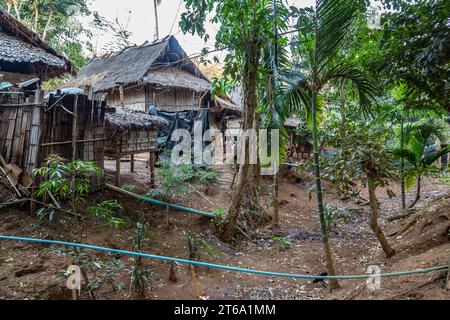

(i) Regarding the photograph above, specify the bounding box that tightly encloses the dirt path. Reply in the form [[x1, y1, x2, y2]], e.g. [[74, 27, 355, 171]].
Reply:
[[0, 161, 449, 300]]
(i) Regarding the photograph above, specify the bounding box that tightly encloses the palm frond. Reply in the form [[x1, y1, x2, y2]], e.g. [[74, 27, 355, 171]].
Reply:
[[315, 0, 359, 71], [321, 63, 377, 112], [422, 145, 450, 166], [278, 68, 317, 126], [392, 148, 419, 168]]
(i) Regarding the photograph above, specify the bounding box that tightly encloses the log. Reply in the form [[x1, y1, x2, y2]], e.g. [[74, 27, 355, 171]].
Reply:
[[0, 198, 29, 208]]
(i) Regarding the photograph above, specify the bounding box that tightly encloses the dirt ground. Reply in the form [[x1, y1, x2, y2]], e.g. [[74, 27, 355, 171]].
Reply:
[[0, 158, 449, 300]]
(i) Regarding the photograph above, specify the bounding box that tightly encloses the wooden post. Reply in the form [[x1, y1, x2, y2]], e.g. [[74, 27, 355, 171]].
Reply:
[[70, 95, 79, 218], [119, 85, 125, 109], [115, 156, 121, 187], [130, 154, 135, 173], [29, 90, 42, 215], [149, 152, 155, 187], [71, 95, 78, 162]]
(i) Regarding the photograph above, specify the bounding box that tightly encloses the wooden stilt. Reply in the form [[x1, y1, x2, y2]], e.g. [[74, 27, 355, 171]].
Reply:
[[115, 157, 121, 187], [130, 154, 135, 173], [150, 152, 155, 187]]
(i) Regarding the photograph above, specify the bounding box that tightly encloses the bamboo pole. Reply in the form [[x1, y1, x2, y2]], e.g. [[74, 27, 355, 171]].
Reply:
[[28, 90, 42, 214], [70, 95, 78, 218], [71, 95, 78, 162], [119, 85, 125, 109], [40, 138, 105, 147]]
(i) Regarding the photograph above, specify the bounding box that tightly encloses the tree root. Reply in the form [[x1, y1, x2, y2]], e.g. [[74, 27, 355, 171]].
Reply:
[[387, 208, 417, 222], [388, 218, 418, 238]]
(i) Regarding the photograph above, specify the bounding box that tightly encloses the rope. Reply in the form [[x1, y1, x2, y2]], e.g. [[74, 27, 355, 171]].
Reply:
[[0, 235, 447, 280]]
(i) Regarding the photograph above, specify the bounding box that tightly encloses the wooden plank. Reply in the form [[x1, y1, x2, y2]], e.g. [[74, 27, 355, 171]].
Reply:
[[5, 108, 18, 162], [10, 106, 23, 164]]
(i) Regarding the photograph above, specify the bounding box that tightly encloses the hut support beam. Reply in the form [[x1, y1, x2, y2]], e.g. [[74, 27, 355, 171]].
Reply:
[[130, 155, 135, 173], [115, 157, 121, 187]]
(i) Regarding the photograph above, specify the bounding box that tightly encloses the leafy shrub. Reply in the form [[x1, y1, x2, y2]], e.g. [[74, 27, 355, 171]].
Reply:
[[85, 200, 126, 229], [323, 204, 352, 231], [272, 236, 291, 251], [33, 155, 101, 221], [148, 162, 218, 200]]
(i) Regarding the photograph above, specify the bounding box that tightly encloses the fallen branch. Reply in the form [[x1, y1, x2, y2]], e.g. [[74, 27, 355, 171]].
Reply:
[[387, 208, 417, 222], [0, 198, 29, 208]]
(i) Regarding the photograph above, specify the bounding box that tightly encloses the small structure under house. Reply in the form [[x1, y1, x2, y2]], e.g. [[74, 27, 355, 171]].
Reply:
[[105, 108, 168, 187]]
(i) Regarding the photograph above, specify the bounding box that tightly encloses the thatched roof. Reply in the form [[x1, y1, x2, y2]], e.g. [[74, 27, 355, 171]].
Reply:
[[66, 36, 211, 93], [0, 8, 74, 79], [285, 118, 302, 129], [105, 109, 168, 132]]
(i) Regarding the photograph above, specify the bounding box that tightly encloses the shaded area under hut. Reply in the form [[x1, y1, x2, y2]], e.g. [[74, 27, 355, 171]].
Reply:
[[105, 108, 168, 187]]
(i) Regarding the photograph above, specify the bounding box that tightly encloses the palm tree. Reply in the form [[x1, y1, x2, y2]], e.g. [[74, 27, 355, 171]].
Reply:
[[282, 0, 376, 289], [153, 0, 162, 40], [393, 120, 450, 208]]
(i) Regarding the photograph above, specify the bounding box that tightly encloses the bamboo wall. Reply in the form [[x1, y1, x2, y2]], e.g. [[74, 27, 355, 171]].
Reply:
[[41, 93, 106, 190], [105, 128, 157, 157], [106, 85, 207, 112], [0, 90, 42, 177]]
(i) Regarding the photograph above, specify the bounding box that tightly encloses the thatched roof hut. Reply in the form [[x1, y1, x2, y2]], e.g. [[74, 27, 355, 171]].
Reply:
[[0, 8, 74, 81], [69, 36, 210, 93], [65, 35, 238, 115]]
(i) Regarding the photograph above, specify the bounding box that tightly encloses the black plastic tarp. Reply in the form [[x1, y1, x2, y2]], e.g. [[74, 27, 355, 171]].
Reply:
[[148, 106, 210, 152]]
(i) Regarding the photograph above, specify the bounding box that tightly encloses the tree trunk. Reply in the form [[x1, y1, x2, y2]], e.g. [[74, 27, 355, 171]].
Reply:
[[441, 144, 448, 171], [311, 90, 340, 289], [223, 42, 261, 240], [153, 0, 160, 40], [33, 5, 39, 33], [272, 171, 279, 229], [252, 115, 261, 189], [13, 0, 21, 20], [400, 117, 406, 210], [339, 79, 347, 132], [368, 176, 396, 258], [42, 9, 53, 41], [409, 175, 421, 209]]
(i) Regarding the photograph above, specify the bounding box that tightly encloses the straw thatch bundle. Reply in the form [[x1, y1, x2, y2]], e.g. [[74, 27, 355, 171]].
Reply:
[[105, 109, 168, 133]]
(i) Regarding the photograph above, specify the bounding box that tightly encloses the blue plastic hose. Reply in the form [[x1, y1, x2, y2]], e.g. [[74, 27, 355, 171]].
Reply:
[[0, 235, 447, 280]]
